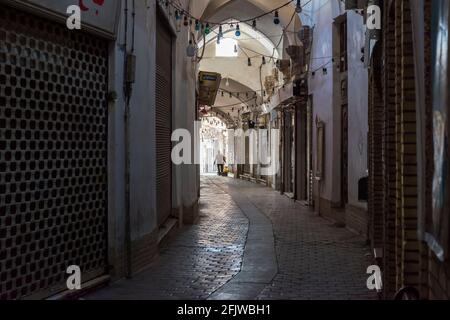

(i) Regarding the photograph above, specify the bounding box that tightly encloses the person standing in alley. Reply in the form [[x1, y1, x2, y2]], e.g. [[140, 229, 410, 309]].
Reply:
[[214, 150, 226, 175]]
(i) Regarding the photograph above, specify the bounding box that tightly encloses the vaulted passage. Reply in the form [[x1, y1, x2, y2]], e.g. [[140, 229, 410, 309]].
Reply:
[[86, 176, 375, 300], [1, 0, 449, 302]]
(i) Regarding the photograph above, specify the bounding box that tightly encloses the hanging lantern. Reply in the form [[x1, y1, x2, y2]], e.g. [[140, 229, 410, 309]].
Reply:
[[248, 58, 252, 67], [195, 20, 200, 31], [296, 0, 302, 13], [186, 40, 196, 57], [274, 11, 280, 25], [235, 24, 241, 37]]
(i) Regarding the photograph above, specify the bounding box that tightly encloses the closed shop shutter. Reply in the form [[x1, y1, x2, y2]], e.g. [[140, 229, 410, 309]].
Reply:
[[0, 6, 108, 299], [155, 13, 172, 227]]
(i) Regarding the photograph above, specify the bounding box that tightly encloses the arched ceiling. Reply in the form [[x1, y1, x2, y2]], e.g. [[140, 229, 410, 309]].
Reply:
[[213, 78, 262, 121], [198, 22, 280, 60], [200, 0, 302, 48], [194, 0, 303, 125]]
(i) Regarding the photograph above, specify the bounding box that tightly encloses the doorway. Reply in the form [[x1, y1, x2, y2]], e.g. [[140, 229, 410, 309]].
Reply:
[[341, 103, 348, 206], [283, 108, 295, 196]]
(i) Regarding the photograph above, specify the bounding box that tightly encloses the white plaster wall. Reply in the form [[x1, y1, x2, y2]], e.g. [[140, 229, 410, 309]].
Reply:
[[308, 1, 367, 207], [172, 0, 201, 212], [308, 0, 335, 201], [108, 1, 158, 247], [107, 0, 201, 269], [347, 10, 368, 208], [200, 38, 276, 92]]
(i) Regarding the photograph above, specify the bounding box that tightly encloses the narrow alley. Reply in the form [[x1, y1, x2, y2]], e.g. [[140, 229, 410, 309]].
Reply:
[[86, 176, 375, 300], [1, 0, 450, 308]]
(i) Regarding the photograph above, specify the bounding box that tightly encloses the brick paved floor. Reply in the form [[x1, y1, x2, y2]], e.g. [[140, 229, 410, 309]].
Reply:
[[87, 176, 249, 300], [87, 176, 377, 300]]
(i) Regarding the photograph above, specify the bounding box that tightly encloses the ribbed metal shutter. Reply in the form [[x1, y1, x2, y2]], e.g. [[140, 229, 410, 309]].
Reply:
[[155, 13, 172, 227], [0, 6, 108, 299]]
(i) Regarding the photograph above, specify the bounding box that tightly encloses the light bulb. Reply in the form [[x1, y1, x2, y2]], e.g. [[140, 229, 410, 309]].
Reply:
[[296, 0, 302, 13], [274, 11, 280, 25], [235, 24, 241, 37], [186, 40, 196, 57]]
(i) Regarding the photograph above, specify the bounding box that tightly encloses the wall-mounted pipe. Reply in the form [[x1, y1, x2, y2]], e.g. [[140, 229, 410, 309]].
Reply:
[[124, 0, 136, 279]]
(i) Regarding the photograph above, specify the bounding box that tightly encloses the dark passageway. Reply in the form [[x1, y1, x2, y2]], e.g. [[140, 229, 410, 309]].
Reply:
[[86, 176, 375, 300], [1, 0, 449, 305]]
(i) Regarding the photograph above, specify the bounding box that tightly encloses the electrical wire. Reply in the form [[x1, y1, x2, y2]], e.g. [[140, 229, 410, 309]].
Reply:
[[164, 0, 296, 26]]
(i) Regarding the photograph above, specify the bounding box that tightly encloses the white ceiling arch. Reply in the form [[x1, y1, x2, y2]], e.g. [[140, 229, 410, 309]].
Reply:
[[198, 22, 280, 60], [212, 78, 263, 120], [198, 0, 303, 48], [192, 0, 304, 119]]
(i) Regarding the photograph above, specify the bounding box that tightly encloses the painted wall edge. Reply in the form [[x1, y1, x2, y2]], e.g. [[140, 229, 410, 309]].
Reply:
[[0, 0, 121, 39]]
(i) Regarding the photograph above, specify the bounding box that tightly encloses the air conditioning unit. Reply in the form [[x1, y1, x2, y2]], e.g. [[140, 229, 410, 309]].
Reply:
[[272, 68, 279, 80], [276, 59, 291, 80], [264, 75, 276, 95], [293, 78, 308, 97], [344, 0, 366, 10], [286, 45, 305, 76], [298, 26, 311, 50], [344, 0, 358, 10]]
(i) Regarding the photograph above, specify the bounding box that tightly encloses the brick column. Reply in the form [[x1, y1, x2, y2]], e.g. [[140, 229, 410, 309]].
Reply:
[[383, 1, 398, 299]]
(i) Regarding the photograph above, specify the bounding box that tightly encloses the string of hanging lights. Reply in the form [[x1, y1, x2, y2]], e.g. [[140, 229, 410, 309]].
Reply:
[[310, 59, 334, 77], [160, 0, 304, 32], [213, 96, 258, 108], [219, 89, 258, 99], [171, 0, 313, 64], [217, 82, 287, 97]]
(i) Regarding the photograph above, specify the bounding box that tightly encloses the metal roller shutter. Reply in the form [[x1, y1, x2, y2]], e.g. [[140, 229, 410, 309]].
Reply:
[[155, 13, 172, 227], [0, 6, 108, 299]]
